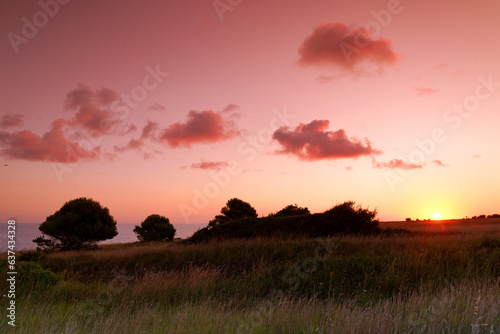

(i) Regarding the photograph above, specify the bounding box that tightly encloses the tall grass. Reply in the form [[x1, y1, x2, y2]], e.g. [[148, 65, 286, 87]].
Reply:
[[2, 229, 500, 333]]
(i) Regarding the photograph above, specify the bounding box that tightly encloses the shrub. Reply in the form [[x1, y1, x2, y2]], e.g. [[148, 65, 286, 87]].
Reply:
[[269, 204, 310, 217], [134, 214, 176, 242], [323, 201, 379, 235], [0, 260, 60, 293], [33, 197, 118, 250]]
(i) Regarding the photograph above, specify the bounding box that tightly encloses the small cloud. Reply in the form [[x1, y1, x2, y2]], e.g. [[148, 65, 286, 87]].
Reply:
[[413, 87, 439, 97], [436, 64, 464, 78], [345, 166, 353, 171], [316, 75, 335, 84], [160, 110, 240, 148], [103, 152, 118, 162], [186, 160, 230, 171], [0, 113, 24, 129], [472, 154, 481, 158], [147, 103, 166, 112], [372, 159, 423, 170], [431, 160, 448, 167], [222, 104, 240, 113], [298, 22, 400, 76], [113, 121, 159, 153], [0, 118, 99, 163], [272, 119, 381, 161]]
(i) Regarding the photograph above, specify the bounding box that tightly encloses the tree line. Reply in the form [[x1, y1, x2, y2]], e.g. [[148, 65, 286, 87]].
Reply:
[[34, 197, 379, 250]]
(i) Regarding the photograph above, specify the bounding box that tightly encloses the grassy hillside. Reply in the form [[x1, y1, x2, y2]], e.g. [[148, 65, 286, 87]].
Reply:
[[1, 221, 500, 333]]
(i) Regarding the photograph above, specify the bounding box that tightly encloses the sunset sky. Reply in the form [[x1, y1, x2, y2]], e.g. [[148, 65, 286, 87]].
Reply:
[[1, 0, 499, 226]]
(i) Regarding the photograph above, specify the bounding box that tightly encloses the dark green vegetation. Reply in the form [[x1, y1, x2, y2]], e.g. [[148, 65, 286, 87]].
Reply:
[[3, 228, 500, 332], [208, 198, 258, 228], [33, 197, 118, 250], [192, 201, 379, 243], [133, 214, 176, 242], [268, 204, 311, 217]]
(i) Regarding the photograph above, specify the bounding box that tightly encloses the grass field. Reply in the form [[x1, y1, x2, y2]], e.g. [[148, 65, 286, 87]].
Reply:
[[1, 219, 500, 333]]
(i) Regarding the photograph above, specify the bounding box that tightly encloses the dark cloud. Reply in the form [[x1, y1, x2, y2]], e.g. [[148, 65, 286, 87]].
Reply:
[[298, 22, 400, 75], [0, 113, 24, 128], [160, 110, 240, 148], [272, 119, 381, 161], [0, 119, 99, 163]]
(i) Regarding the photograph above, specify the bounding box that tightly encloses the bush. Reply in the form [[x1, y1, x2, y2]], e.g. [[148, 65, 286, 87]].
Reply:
[[134, 214, 176, 242], [322, 201, 379, 235], [189, 201, 379, 243], [269, 204, 310, 217], [209, 198, 258, 228], [0, 260, 60, 293], [33, 197, 118, 250]]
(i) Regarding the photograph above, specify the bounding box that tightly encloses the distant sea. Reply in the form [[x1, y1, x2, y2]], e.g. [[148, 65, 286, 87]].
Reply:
[[0, 223, 206, 252]]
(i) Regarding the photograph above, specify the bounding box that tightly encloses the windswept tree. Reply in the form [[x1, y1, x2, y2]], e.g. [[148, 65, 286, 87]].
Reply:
[[269, 204, 310, 217], [209, 198, 258, 228], [33, 197, 118, 250], [134, 214, 176, 242]]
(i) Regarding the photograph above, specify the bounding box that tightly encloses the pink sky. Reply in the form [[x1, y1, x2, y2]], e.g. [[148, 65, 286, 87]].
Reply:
[[1, 0, 499, 225]]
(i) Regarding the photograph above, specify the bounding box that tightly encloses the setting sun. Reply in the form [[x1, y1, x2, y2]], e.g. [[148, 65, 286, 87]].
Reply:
[[433, 213, 441, 220]]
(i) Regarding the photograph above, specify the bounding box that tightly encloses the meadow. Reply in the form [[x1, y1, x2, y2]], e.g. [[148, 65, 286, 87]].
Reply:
[[1, 219, 500, 333]]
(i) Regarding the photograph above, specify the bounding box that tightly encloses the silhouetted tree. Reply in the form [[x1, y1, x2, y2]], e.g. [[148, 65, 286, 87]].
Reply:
[[134, 214, 176, 242], [209, 198, 257, 228], [33, 197, 118, 250], [323, 201, 378, 234], [270, 204, 310, 217]]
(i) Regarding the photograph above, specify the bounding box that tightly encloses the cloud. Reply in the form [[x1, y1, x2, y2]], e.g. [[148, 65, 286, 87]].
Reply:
[[272, 120, 381, 161], [372, 159, 424, 170], [160, 110, 240, 148], [472, 154, 481, 158], [186, 160, 230, 171], [0, 113, 24, 128], [413, 87, 439, 97], [65, 84, 129, 136], [147, 103, 166, 112], [0, 119, 99, 163], [372, 158, 448, 170], [113, 121, 159, 153], [431, 160, 448, 167], [222, 104, 240, 113], [316, 75, 335, 84], [298, 22, 400, 75]]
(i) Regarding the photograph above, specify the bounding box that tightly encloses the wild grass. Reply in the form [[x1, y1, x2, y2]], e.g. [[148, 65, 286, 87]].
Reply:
[[1, 221, 500, 333]]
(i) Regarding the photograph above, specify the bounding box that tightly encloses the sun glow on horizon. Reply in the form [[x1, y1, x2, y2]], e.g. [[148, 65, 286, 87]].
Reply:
[[433, 212, 441, 220]]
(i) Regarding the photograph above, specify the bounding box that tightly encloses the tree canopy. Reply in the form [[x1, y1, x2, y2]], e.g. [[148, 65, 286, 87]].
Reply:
[[134, 214, 176, 242], [33, 197, 118, 250], [209, 198, 258, 228]]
